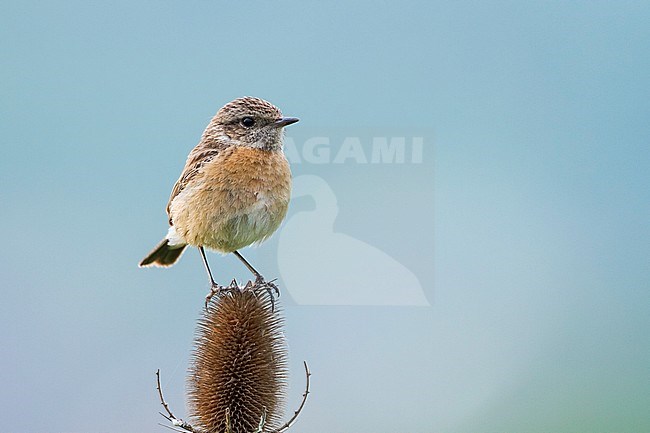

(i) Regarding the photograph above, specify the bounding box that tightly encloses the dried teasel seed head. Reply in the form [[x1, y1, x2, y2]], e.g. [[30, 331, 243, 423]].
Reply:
[[188, 284, 287, 433]]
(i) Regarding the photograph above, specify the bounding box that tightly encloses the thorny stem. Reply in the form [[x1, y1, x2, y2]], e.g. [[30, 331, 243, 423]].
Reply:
[[269, 361, 311, 433], [156, 369, 199, 433], [156, 346, 309, 433]]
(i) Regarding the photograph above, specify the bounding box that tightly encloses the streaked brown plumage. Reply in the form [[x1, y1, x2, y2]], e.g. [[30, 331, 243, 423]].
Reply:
[[139, 97, 298, 286]]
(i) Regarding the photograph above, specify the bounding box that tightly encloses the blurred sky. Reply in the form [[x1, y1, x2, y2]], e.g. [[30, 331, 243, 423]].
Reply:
[[1, 1, 650, 432]]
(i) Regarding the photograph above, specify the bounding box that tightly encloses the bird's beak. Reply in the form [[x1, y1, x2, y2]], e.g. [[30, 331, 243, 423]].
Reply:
[[273, 117, 300, 128]]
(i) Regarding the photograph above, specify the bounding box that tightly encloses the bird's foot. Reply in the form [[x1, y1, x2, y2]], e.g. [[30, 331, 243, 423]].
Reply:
[[204, 280, 239, 309], [254, 275, 280, 297], [253, 275, 280, 312]]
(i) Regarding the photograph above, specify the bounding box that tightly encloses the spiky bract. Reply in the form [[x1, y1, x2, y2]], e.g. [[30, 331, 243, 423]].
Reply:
[[188, 285, 287, 433]]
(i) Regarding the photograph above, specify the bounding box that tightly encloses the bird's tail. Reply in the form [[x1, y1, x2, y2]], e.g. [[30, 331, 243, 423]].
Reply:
[[139, 239, 187, 267]]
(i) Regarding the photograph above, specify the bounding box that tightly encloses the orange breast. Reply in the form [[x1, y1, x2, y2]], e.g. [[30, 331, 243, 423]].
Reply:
[[209, 146, 291, 200], [170, 146, 292, 251]]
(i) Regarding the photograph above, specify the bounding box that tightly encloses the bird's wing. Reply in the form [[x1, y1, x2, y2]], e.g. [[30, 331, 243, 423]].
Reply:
[[166, 145, 223, 225]]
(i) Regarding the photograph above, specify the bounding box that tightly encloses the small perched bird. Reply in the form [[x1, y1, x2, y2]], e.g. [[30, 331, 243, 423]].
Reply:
[[139, 96, 298, 291]]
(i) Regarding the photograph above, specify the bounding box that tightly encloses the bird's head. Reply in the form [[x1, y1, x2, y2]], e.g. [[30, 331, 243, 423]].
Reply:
[[207, 96, 299, 150]]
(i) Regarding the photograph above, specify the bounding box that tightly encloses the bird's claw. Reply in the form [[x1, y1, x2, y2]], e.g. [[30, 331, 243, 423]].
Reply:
[[255, 275, 280, 298], [204, 276, 280, 313], [252, 276, 279, 313], [204, 283, 233, 309]]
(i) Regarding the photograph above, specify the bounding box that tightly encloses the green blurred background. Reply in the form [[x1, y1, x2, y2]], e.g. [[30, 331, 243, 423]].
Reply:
[[2, 1, 649, 432]]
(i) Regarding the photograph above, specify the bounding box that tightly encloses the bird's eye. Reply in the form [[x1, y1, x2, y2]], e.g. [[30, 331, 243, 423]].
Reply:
[[241, 117, 255, 127]]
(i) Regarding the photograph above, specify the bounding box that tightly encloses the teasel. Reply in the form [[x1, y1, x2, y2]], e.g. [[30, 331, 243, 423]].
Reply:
[[187, 283, 288, 433]]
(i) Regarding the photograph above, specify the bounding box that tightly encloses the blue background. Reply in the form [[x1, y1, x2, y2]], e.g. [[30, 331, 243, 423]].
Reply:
[[2, 1, 649, 432]]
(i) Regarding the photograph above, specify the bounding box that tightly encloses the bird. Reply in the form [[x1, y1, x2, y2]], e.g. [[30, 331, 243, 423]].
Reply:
[[139, 96, 298, 294]]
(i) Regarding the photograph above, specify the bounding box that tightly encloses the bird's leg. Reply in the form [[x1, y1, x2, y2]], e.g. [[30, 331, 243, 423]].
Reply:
[[232, 250, 263, 281], [200, 246, 230, 308], [199, 246, 218, 287], [232, 250, 280, 309]]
